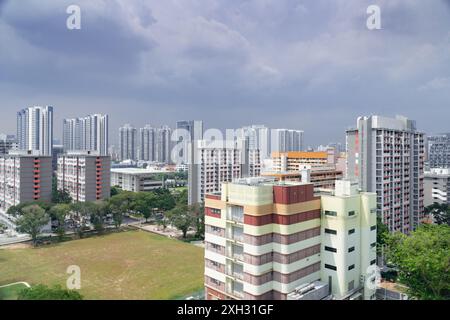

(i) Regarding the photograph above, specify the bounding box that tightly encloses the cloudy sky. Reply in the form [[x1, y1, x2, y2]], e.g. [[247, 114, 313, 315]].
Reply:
[[1, 0, 450, 147]]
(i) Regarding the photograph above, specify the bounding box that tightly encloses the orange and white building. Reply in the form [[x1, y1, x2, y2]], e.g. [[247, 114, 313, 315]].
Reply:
[[263, 151, 343, 189]]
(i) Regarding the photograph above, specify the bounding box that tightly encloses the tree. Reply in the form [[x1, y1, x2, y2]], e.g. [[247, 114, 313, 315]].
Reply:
[[50, 204, 71, 240], [425, 203, 450, 226], [175, 188, 188, 206], [386, 224, 450, 300], [110, 186, 121, 197], [154, 188, 176, 212], [155, 212, 170, 230], [52, 189, 72, 204], [7, 201, 53, 217], [167, 204, 194, 238], [189, 202, 205, 239], [377, 216, 389, 254], [70, 202, 94, 238], [90, 201, 109, 232], [18, 284, 83, 300], [15, 205, 50, 246], [111, 206, 124, 229], [108, 192, 135, 229], [133, 192, 156, 223], [51, 176, 72, 204]]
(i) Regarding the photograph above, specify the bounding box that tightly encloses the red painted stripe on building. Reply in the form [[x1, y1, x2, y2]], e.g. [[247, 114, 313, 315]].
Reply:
[[244, 210, 321, 226], [273, 184, 316, 204]]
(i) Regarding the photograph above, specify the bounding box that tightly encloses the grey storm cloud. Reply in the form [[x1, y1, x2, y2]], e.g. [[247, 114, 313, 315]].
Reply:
[[0, 0, 450, 147]]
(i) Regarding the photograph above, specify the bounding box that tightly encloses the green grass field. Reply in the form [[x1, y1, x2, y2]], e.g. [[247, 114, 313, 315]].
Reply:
[[0, 230, 204, 300], [0, 283, 29, 300]]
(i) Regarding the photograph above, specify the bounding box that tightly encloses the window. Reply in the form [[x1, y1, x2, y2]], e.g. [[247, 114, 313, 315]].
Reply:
[[371, 259, 377, 265], [370, 242, 376, 248], [348, 211, 356, 217], [348, 246, 355, 253], [371, 225, 376, 231], [324, 246, 337, 253], [348, 264, 355, 271], [325, 228, 337, 235], [325, 264, 337, 271], [325, 210, 337, 217], [348, 229, 355, 235]]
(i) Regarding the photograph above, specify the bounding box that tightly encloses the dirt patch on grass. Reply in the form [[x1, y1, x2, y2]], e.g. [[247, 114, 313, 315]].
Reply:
[[0, 243, 32, 250]]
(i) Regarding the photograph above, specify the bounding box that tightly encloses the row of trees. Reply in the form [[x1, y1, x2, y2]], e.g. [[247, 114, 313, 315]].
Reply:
[[7, 187, 204, 245]]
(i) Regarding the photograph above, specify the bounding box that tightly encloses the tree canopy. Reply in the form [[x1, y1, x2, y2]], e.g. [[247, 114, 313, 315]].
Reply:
[[386, 224, 450, 300], [15, 205, 50, 246]]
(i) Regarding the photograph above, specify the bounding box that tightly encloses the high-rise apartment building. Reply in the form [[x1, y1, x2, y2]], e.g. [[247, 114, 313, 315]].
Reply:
[[271, 129, 304, 153], [235, 126, 271, 160], [0, 151, 52, 212], [139, 125, 157, 162], [427, 134, 450, 168], [63, 114, 109, 156], [346, 115, 425, 234], [188, 139, 261, 205], [57, 151, 111, 202], [156, 125, 172, 164], [119, 124, 138, 161], [203, 178, 377, 300], [17, 106, 54, 156], [176, 120, 204, 164]]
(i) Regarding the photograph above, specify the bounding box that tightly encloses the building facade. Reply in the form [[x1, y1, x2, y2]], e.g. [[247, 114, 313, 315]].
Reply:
[[139, 125, 157, 162], [111, 168, 165, 192], [427, 134, 450, 168], [0, 151, 52, 212], [424, 168, 450, 207], [262, 164, 343, 190], [234, 126, 271, 160], [176, 120, 204, 164], [271, 129, 304, 153], [17, 106, 54, 156], [346, 115, 425, 234], [320, 180, 377, 300], [57, 152, 111, 202], [119, 124, 138, 161], [188, 139, 261, 205], [156, 125, 172, 164], [63, 114, 109, 156], [0, 134, 18, 155], [203, 178, 377, 300]]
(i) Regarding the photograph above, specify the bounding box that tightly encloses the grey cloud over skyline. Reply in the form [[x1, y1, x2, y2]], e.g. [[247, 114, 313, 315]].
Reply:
[[0, 0, 449, 147]]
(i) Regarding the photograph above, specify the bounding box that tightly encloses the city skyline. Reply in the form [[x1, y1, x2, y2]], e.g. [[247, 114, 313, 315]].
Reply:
[[1, 1, 450, 146]]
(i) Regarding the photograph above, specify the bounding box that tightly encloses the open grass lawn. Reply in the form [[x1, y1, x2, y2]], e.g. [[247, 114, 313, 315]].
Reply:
[[0, 283, 29, 300], [0, 230, 204, 300]]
